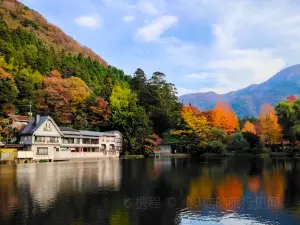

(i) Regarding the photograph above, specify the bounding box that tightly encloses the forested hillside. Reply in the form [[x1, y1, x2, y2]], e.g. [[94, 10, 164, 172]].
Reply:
[[0, 4, 181, 153], [0, 0, 107, 65]]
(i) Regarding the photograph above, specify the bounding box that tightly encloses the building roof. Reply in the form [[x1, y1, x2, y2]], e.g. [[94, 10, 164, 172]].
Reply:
[[9, 115, 31, 122], [59, 127, 79, 132], [20, 115, 122, 138], [20, 116, 63, 136], [79, 130, 114, 137], [20, 116, 49, 135], [106, 130, 123, 137]]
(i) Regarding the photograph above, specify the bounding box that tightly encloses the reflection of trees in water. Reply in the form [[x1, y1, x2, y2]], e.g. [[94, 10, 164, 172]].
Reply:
[[216, 176, 243, 212], [284, 160, 300, 213], [247, 176, 261, 194], [186, 172, 213, 209], [0, 166, 18, 217], [3, 158, 300, 224], [263, 169, 285, 210]]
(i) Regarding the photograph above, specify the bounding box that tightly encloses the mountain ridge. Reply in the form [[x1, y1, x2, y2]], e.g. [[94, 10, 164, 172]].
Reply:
[[179, 64, 300, 118]]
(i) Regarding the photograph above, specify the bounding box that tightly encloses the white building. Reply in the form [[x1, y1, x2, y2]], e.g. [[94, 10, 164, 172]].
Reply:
[[18, 115, 122, 161]]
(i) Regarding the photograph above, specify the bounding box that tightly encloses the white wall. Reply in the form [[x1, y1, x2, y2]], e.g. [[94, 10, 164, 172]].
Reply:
[[35, 120, 61, 139], [159, 145, 172, 153]]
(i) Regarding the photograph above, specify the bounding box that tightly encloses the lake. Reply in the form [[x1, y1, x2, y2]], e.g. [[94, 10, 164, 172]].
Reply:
[[0, 157, 300, 225]]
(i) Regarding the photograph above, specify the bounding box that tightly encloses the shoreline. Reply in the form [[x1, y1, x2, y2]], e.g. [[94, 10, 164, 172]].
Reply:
[[2, 152, 300, 164]]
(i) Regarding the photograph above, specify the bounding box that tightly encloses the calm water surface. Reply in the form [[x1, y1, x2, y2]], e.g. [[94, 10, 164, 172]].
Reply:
[[1, 157, 300, 225]]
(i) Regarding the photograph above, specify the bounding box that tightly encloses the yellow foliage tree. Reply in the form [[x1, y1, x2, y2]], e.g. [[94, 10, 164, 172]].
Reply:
[[171, 105, 211, 147], [259, 104, 282, 144], [242, 121, 257, 134]]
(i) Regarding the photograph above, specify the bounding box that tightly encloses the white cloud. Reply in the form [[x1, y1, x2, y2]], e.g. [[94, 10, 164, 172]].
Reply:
[[177, 87, 200, 96], [123, 15, 135, 23], [158, 0, 300, 94], [137, 1, 159, 16], [74, 16, 101, 29], [135, 15, 178, 42]]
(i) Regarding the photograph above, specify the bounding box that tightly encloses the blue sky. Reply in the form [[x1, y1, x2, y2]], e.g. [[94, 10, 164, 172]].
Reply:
[[20, 0, 300, 95]]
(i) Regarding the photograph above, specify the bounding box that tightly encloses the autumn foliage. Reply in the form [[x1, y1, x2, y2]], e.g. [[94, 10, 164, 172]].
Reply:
[[287, 94, 296, 102], [37, 76, 90, 124], [242, 121, 257, 134], [258, 104, 282, 144], [172, 105, 211, 147], [144, 133, 162, 153], [212, 101, 239, 134]]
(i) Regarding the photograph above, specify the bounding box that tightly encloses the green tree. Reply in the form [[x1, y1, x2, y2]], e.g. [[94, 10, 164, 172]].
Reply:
[[15, 67, 43, 98], [0, 68, 19, 104], [211, 127, 227, 143], [110, 84, 152, 153], [227, 132, 249, 151]]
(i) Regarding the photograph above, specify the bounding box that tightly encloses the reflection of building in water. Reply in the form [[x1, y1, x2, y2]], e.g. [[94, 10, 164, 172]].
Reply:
[[97, 159, 121, 191], [16, 160, 121, 209]]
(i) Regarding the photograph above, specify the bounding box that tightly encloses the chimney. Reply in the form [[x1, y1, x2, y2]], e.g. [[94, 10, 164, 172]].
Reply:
[[35, 114, 40, 125]]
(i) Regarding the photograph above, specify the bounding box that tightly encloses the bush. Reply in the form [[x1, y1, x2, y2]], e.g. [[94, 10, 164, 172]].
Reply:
[[211, 127, 227, 143], [208, 140, 226, 153], [227, 132, 250, 151], [242, 132, 261, 149], [262, 147, 271, 153]]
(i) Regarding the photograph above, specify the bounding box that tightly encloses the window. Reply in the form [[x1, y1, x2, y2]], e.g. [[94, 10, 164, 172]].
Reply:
[[116, 138, 122, 143], [37, 147, 48, 155], [83, 139, 99, 144], [48, 137, 59, 143], [62, 138, 74, 144], [43, 122, 52, 131], [35, 136, 45, 143], [111, 137, 115, 142]]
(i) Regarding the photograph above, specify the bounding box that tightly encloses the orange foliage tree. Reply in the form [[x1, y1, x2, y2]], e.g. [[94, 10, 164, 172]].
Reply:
[[172, 105, 211, 147], [212, 101, 239, 134], [88, 97, 111, 126], [242, 121, 257, 134], [37, 76, 90, 124], [259, 104, 282, 144]]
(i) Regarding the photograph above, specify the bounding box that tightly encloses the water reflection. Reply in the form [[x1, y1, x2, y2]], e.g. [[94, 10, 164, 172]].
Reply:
[[1, 157, 300, 225]]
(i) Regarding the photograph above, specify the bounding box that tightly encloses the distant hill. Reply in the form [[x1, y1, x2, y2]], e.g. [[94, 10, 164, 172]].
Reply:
[[179, 64, 300, 118], [0, 0, 107, 66]]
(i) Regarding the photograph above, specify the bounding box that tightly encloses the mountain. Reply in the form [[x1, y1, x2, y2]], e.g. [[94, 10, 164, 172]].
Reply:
[[0, 0, 107, 66], [179, 64, 300, 118]]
